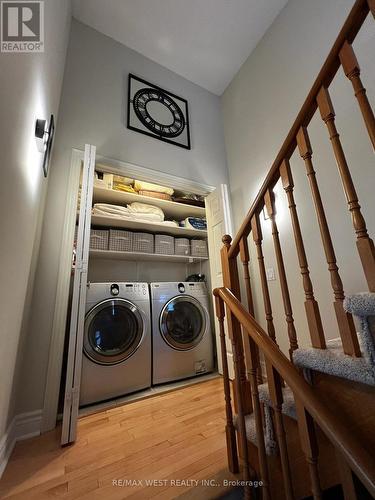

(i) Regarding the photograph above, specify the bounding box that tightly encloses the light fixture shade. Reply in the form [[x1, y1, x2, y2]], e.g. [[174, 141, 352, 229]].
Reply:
[[35, 118, 47, 152], [34, 115, 55, 177]]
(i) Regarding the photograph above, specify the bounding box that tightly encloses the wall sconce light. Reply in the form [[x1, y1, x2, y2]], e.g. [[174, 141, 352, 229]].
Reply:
[[35, 114, 55, 177]]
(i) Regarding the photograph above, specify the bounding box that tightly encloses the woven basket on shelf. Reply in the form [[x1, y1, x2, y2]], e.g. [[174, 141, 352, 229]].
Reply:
[[155, 235, 174, 255], [132, 232, 154, 253], [175, 238, 190, 256], [109, 229, 133, 252], [138, 190, 172, 201], [90, 229, 109, 250], [191, 239, 208, 257]]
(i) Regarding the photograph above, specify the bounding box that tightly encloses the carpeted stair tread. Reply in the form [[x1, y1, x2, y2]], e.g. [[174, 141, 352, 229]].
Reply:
[[293, 339, 375, 386], [258, 383, 296, 420], [233, 384, 296, 455], [294, 292, 375, 387], [233, 412, 277, 455]]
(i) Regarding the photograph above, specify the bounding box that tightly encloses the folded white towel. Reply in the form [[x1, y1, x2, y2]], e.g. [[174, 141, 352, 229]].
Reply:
[[93, 203, 129, 216], [128, 202, 164, 220], [92, 204, 164, 223]]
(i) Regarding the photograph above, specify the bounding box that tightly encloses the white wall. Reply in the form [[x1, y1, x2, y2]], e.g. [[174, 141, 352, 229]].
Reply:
[[0, 0, 72, 441], [222, 0, 375, 355], [16, 19, 228, 416]]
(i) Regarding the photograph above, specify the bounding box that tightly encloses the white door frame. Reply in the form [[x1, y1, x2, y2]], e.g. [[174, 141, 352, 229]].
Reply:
[[41, 150, 215, 433]]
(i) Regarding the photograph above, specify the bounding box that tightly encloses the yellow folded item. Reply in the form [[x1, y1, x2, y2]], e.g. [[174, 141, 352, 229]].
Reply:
[[113, 175, 134, 185], [134, 180, 174, 196], [113, 183, 136, 193]]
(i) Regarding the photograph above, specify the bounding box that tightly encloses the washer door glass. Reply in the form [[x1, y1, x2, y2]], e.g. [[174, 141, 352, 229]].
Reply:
[[160, 296, 206, 350], [84, 298, 144, 365]]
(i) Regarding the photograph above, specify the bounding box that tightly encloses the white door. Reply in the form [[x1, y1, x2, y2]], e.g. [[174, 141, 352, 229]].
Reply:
[[61, 144, 96, 445], [205, 184, 234, 378]]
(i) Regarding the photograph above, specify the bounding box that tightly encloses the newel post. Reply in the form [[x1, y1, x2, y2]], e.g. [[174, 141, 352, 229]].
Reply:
[[221, 235, 253, 415]]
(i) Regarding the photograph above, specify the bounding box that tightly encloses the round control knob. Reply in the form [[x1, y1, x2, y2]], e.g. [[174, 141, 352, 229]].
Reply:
[[110, 284, 120, 296]]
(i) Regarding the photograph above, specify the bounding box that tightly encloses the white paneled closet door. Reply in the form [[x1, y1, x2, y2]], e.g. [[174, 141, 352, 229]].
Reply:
[[61, 144, 96, 445], [205, 184, 234, 378]]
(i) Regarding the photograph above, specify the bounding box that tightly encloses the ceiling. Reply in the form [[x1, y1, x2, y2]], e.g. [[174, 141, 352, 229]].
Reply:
[[72, 0, 288, 95]]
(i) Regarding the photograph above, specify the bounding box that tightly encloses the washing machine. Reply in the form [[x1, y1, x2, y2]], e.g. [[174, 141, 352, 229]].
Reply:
[[80, 282, 151, 406], [151, 282, 214, 384]]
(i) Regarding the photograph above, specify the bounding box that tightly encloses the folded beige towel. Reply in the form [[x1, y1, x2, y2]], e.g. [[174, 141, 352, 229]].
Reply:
[[134, 180, 174, 196]]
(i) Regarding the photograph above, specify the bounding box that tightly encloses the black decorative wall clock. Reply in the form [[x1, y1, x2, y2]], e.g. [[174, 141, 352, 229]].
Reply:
[[127, 74, 191, 149]]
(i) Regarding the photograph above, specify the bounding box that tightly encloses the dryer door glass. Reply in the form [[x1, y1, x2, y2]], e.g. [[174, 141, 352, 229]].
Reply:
[[160, 296, 206, 350], [84, 299, 143, 365]]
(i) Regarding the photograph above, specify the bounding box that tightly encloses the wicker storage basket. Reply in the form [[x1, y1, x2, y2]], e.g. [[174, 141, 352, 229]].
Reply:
[[191, 239, 208, 257], [109, 229, 133, 252], [132, 232, 154, 253], [90, 229, 109, 250], [175, 238, 190, 256], [155, 235, 174, 255], [138, 190, 172, 201]]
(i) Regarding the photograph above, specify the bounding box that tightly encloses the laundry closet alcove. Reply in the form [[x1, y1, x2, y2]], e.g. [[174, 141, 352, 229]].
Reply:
[[43, 145, 234, 445]]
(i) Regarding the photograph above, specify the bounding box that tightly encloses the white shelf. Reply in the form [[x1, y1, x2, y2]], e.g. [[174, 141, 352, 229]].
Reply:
[[90, 214, 207, 238], [92, 186, 206, 219], [89, 249, 208, 263]]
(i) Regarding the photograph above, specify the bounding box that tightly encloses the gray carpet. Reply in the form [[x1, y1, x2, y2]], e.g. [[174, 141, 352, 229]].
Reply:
[[293, 293, 375, 386]]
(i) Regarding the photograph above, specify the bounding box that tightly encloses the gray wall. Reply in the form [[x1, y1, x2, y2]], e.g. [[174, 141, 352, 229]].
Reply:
[[0, 0, 72, 438], [222, 0, 375, 355], [17, 19, 228, 415]]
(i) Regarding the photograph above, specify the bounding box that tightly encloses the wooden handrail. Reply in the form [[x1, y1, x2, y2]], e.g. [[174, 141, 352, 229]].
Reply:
[[228, 0, 370, 259], [214, 286, 375, 497]]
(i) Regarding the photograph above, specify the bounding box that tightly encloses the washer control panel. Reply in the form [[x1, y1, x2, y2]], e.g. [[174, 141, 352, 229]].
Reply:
[[120, 282, 149, 298]]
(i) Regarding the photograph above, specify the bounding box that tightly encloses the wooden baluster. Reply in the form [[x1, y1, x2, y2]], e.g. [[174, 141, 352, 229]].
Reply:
[[280, 160, 326, 349], [221, 236, 253, 414], [251, 213, 277, 344], [231, 330, 253, 500], [339, 41, 375, 151], [239, 237, 255, 317], [247, 333, 271, 499], [317, 86, 375, 293], [215, 294, 239, 474], [240, 236, 263, 384], [264, 189, 298, 360], [335, 450, 357, 500], [296, 126, 360, 357], [295, 400, 322, 500], [266, 361, 294, 499], [367, 0, 375, 18]]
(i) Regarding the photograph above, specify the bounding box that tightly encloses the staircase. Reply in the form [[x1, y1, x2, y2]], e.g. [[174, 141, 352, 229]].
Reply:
[[214, 1, 375, 498]]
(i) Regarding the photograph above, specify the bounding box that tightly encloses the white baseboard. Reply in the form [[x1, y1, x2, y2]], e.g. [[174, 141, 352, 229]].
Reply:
[[0, 410, 42, 479]]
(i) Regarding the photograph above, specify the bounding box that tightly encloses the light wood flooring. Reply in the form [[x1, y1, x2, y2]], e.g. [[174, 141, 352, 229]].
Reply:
[[0, 378, 238, 499]]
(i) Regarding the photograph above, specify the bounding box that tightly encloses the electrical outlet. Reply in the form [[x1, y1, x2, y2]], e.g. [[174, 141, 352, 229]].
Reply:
[[266, 267, 276, 281]]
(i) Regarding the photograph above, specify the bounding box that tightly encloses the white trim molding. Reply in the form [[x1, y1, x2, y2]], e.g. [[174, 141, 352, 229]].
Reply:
[[95, 154, 215, 196], [0, 410, 42, 478], [41, 149, 83, 433]]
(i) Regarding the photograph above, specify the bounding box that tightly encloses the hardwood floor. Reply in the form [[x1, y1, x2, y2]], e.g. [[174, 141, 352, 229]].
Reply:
[[0, 378, 238, 499]]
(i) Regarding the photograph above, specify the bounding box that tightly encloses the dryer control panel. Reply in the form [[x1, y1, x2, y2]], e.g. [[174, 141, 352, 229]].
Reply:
[[151, 282, 207, 299]]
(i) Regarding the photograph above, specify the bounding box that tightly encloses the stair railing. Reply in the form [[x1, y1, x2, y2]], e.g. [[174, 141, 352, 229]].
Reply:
[[214, 286, 375, 500], [216, 0, 375, 497], [223, 0, 375, 379]]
